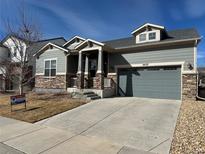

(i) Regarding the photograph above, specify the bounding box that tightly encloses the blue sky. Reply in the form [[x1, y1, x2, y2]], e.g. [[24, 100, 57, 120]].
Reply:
[[0, 0, 204, 66]]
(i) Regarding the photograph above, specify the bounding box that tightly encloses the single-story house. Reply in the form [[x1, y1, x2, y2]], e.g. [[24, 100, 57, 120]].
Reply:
[[34, 23, 201, 101]]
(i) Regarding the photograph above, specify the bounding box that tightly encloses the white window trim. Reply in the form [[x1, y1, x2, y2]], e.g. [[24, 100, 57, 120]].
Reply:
[[137, 30, 160, 44], [139, 33, 147, 42], [44, 58, 57, 77], [148, 32, 156, 40]]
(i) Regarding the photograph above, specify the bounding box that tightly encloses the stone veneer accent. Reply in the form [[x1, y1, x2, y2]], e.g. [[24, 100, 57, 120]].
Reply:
[[35, 75, 66, 89], [95, 73, 104, 89], [182, 73, 197, 101]]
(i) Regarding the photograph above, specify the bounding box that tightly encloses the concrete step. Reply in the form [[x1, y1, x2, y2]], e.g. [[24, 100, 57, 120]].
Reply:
[[83, 92, 95, 95], [85, 93, 98, 97], [89, 95, 101, 100]]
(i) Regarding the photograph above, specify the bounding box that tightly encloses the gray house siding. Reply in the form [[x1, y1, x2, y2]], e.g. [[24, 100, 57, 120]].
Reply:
[[108, 47, 194, 73], [36, 48, 66, 74]]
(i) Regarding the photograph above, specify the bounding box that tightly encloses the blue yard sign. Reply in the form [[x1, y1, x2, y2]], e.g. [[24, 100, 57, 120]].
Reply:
[[10, 94, 26, 111]]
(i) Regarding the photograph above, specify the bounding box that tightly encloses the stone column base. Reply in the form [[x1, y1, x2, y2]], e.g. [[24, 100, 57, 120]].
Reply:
[[182, 73, 197, 101], [96, 73, 104, 90], [77, 73, 84, 89], [84, 74, 89, 88]]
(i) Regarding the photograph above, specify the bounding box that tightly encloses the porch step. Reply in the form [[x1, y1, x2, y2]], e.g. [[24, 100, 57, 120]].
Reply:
[[89, 95, 101, 100], [83, 92, 101, 100], [83, 92, 95, 95]]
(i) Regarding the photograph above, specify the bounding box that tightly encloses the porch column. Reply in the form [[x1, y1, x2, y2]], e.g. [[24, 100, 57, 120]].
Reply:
[[84, 54, 89, 88], [96, 48, 104, 89], [97, 48, 103, 74], [77, 51, 84, 89]]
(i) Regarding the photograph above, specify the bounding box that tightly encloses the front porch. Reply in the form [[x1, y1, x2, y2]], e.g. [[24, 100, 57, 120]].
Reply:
[[67, 39, 115, 98]]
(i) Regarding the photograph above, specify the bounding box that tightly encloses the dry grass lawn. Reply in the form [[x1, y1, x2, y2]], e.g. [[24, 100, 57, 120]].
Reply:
[[0, 92, 88, 123], [170, 100, 205, 154]]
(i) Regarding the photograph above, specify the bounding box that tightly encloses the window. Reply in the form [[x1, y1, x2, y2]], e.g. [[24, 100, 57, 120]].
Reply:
[[139, 33, 146, 42], [137, 30, 159, 43], [44, 59, 56, 77], [13, 47, 17, 57], [149, 32, 156, 40]]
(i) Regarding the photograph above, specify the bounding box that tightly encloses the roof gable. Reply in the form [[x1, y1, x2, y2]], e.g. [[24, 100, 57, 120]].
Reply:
[[33, 42, 69, 57], [75, 39, 104, 50], [63, 36, 85, 49], [131, 23, 164, 35]]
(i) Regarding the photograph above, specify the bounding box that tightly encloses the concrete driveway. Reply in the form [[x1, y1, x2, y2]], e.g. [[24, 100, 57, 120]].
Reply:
[[0, 97, 181, 154]]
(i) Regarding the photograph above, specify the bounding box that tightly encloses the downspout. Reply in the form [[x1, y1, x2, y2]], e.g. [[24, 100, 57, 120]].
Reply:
[[195, 38, 205, 100]]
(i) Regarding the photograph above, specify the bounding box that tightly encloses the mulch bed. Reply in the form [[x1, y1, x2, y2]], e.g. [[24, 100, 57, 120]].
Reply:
[[170, 100, 205, 153]]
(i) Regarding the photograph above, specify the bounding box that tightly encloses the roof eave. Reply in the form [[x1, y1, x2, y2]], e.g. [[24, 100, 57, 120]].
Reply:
[[114, 37, 201, 51]]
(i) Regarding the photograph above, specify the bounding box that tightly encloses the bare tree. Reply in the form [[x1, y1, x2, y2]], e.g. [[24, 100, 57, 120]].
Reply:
[[0, 5, 42, 95]]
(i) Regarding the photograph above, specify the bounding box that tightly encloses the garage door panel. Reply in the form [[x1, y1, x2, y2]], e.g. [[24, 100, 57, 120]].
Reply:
[[118, 66, 181, 100]]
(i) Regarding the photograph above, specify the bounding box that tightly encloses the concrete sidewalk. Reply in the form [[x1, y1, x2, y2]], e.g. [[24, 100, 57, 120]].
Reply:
[[0, 97, 180, 154], [0, 116, 153, 154]]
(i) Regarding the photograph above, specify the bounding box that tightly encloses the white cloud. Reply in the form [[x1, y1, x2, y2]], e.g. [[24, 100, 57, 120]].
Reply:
[[25, 0, 118, 39], [185, 0, 205, 18]]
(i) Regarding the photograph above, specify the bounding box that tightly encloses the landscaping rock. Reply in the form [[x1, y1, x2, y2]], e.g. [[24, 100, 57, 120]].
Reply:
[[170, 101, 205, 153]]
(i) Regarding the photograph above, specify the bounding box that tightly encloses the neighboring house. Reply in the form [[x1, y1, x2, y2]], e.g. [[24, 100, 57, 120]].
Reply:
[[0, 43, 9, 91], [0, 35, 66, 91], [1, 35, 28, 90], [198, 67, 205, 98], [34, 23, 201, 101], [198, 67, 205, 87]]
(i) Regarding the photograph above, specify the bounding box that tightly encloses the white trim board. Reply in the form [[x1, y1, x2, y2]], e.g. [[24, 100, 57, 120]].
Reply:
[[44, 58, 58, 77], [81, 47, 102, 52], [75, 39, 104, 50], [63, 36, 86, 47], [35, 72, 66, 76], [131, 23, 165, 35]]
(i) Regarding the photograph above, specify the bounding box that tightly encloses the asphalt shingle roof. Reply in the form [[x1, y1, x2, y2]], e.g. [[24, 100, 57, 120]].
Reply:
[[103, 28, 200, 49], [27, 37, 66, 55]]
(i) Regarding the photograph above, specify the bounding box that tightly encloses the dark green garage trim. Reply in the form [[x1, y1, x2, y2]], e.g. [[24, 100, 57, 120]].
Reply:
[[118, 66, 181, 100]]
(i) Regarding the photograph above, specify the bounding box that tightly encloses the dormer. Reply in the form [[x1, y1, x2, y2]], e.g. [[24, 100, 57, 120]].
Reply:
[[131, 23, 165, 44]]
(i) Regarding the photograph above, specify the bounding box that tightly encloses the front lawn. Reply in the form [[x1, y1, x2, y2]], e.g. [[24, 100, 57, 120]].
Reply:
[[170, 100, 205, 153], [0, 92, 88, 123]]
